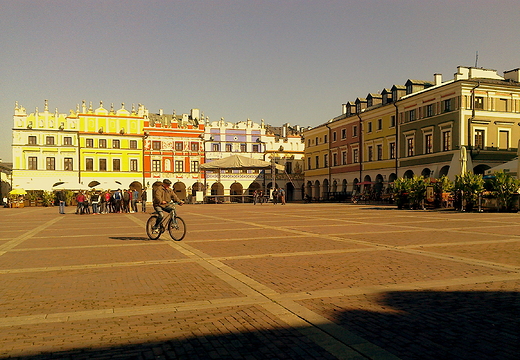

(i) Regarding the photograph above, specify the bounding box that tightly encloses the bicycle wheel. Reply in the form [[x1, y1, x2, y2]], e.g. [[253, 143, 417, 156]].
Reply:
[[146, 215, 162, 240], [168, 216, 186, 241]]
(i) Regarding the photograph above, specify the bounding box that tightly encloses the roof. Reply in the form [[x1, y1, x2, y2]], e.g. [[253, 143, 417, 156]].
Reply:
[[200, 155, 285, 171]]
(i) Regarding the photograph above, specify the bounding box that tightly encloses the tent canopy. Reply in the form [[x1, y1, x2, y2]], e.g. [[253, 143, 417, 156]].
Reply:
[[200, 155, 285, 171]]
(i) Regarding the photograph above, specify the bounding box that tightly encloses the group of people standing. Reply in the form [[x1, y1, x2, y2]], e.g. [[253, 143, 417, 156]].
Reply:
[[253, 188, 286, 205], [56, 188, 148, 215]]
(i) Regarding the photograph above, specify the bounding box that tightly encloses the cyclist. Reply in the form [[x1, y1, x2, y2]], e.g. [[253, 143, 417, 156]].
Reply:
[[152, 179, 184, 231]]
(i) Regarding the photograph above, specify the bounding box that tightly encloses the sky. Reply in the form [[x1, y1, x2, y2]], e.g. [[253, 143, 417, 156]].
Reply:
[[1, 0, 520, 162]]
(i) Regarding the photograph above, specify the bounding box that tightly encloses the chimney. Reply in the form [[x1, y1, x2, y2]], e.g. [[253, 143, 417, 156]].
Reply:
[[504, 68, 520, 82], [434, 73, 442, 85], [159, 109, 163, 116], [342, 103, 347, 114]]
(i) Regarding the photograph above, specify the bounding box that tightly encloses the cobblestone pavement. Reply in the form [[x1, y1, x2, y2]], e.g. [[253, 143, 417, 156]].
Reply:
[[0, 204, 519, 359]]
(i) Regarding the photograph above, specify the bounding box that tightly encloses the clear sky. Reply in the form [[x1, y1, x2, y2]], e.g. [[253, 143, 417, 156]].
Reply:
[[2, 0, 520, 162]]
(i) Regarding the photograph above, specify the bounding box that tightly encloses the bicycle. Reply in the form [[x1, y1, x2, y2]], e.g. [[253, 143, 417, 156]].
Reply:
[[146, 202, 186, 241]]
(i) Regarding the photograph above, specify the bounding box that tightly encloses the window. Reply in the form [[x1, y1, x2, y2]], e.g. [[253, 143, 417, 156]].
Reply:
[[308, 139, 311, 147], [341, 129, 346, 139], [409, 109, 416, 122], [389, 143, 396, 159], [442, 130, 452, 151], [315, 137, 318, 145], [377, 119, 382, 131], [353, 149, 359, 163], [99, 159, 107, 171], [46, 136, 55, 145], [86, 158, 94, 171], [324, 134, 328, 143], [212, 143, 220, 152], [475, 96, 484, 110], [367, 146, 373, 162], [333, 132, 337, 142], [333, 153, 337, 166], [342, 151, 347, 165], [99, 139, 107, 148], [112, 140, 120, 149], [86, 138, 94, 148], [64, 158, 73, 171], [425, 133, 433, 154], [353, 125, 358, 137], [28, 136, 37, 145], [324, 154, 328, 167], [28, 157, 37, 170], [307, 157, 311, 170], [225, 143, 232, 152], [190, 160, 199, 173], [152, 160, 161, 172], [63, 136, 72, 145], [406, 137, 414, 157], [175, 160, 183, 172], [474, 130, 485, 150], [367, 122, 372, 133], [315, 156, 319, 168], [191, 142, 199, 152], [426, 104, 434, 117], [152, 141, 161, 150], [252, 144, 259, 152], [240, 143, 247, 152], [113, 159, 121, 171], [130, 159, 138, 172], [377, 144, 383, 160], [175, 142, 183, 151], [130, 140, 138, 149], [443, 99, 453, 112], [390, 116, 396, 128], [46, 157, 55, 170]]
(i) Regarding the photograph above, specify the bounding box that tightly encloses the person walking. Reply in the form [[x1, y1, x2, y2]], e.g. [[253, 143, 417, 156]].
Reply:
[[253, 190, 258, 205], [279, 187, 286, 205], [272, 188, 278, 205], [141, 188, 147, 212]]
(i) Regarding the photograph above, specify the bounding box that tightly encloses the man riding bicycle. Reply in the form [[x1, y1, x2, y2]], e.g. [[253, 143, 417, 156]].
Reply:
[[152, 179, 184, 231]]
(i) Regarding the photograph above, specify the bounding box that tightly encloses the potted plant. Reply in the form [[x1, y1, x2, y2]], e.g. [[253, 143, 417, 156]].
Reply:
[[490, 171, 520, 211], [393, 177, 411, 209], [455, 173, 484, 211], [408, 175, 427, 209], [42, 191, 55, 207]]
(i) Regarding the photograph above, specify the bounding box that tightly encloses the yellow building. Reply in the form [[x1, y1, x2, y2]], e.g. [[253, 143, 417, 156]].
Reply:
[[77, 101, 148, 190], [12, 100, 79, 190], [303, 122, 330, 199]]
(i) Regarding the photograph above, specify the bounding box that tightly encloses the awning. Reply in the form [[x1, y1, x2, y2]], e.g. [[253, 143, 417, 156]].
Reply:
[[200, 155, 285, 171]]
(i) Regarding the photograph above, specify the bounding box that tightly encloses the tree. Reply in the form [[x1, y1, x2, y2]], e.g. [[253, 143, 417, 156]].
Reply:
[[490, 171, 520, 211]]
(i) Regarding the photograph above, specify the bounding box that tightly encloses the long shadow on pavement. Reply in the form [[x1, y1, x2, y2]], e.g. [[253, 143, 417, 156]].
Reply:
[[4, 290, 519, 360]]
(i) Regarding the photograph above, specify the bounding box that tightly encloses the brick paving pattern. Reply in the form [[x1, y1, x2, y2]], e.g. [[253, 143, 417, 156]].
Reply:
[[0, 203, 519, 359]]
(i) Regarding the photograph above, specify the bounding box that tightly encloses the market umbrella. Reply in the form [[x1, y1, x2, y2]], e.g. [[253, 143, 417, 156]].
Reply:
[[9, 188, 27, 195], [52, 182, 91, 191], [53, 181, 65, 187]]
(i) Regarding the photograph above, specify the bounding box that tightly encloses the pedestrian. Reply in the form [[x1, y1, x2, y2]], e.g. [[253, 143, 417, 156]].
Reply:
[[75, 191, 85, 214], [132, 188, 139, 213], [99, 191, 107, 214], [91, 191, 100, 214], [253, 189, 258, 205], [272, 188, 278, 205], [258, 190, 264, 205], [141, 188, 147, 212], [113, 189, 122, 213], [279, 187, 286, 205], [56, 190, 66, 214]]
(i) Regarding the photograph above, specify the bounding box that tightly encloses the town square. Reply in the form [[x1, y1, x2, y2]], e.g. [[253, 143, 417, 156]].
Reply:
[[0, 203, 518, 359]]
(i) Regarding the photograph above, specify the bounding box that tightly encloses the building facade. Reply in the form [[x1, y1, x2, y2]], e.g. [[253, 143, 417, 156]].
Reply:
[[143, 108, 205, 201], [304, 65, 520, 199]]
